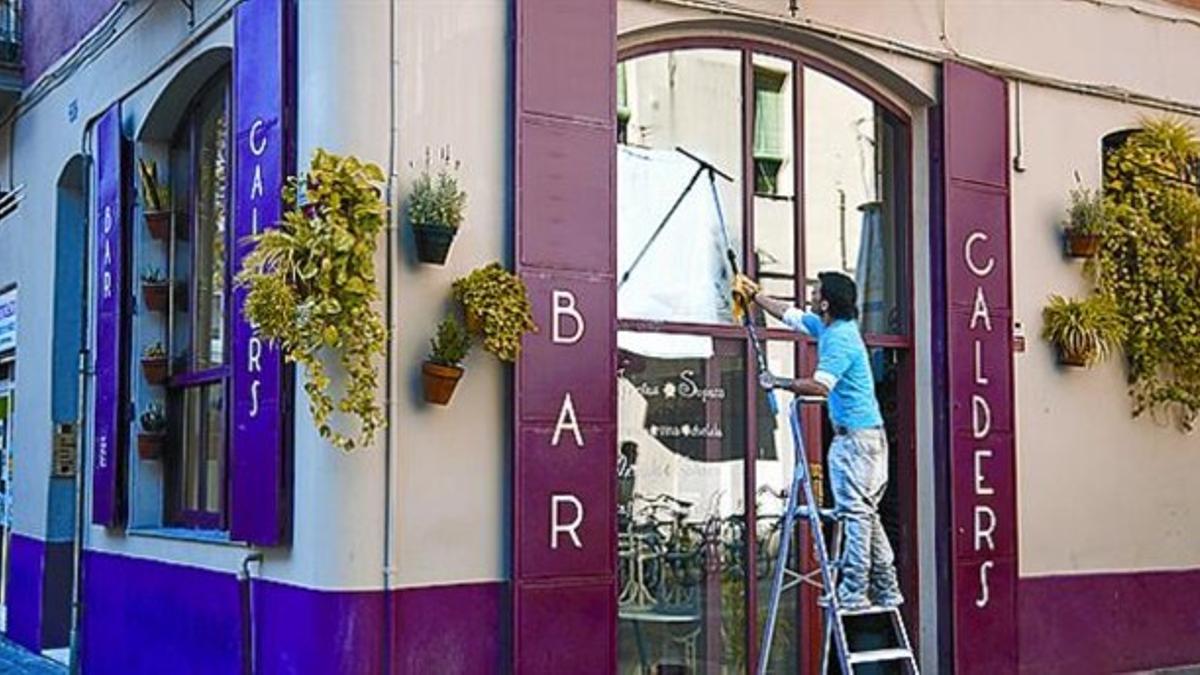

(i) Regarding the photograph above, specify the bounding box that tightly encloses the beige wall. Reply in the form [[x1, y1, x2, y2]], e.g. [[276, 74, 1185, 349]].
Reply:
[[1010, 83, 1200, 576], [390, 0, 510, 588], [618, 0, 1200, 584]]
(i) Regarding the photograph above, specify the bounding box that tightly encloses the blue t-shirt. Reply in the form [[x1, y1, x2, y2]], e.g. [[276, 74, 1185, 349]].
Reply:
[[783, 308, 883, 431]]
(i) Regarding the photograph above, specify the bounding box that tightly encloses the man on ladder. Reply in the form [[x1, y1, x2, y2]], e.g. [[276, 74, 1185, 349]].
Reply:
[[737, 270, 903, 612]]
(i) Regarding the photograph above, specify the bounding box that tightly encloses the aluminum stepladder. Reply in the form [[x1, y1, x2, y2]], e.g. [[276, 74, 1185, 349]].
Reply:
[[755, 391, 919, 675]]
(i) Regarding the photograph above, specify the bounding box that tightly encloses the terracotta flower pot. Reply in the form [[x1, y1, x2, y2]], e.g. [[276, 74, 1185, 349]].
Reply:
[[413, 224, 458, 265], [465, 308, 483, 334], [422, 361, 464, 406], [141, 357, 169, 385], [145, 211, 171, 241], [1056, 345, 1091, 368], [142, 282, 170, 312], [1065, 229, 1101, 258], [137, 433, 165, 460]]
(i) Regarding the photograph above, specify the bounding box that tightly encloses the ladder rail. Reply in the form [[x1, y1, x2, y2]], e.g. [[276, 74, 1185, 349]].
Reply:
[[756, 394, 919, 675]]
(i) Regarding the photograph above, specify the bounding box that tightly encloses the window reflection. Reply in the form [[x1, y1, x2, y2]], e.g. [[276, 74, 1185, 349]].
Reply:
[[618, 335, 746, 673], [803, 67, 907, 335], [618, 49, 744, 326], [752, 54, 797, 330]]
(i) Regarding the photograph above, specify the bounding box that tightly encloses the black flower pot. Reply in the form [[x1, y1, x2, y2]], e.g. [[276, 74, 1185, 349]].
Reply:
[[413, 224, 458, 265]]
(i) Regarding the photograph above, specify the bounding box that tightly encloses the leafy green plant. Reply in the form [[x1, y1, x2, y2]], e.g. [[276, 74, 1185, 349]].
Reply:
[[236, 149, 388, 452], [140, 402, 167, 433], [141, 266, 166, 284], [1041, 294, 1125, 366], [451, 262, 537, 363], [408, 147, 467, 230], [1065, 178, 1113, 237], [1093, 118, 1200, 429], [428, 316, 471, 368], [142, 341, 166, 359]]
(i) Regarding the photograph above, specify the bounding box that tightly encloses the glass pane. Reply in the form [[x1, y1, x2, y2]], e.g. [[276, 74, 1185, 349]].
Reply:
[[178, 383, 225, 517], [193, 86, 229, 369], [617, 333, 747, 673], [752, 55, 797, 330], [803, 68, 907, 335], [618, 49, 744, 326], [755, 341, 800, 673], [170, 138, 192, 368]]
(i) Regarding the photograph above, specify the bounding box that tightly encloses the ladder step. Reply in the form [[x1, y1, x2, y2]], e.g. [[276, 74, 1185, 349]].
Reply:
[[848, 648, 915, 665], [838, 605, 901, 617], [792, 506, 838, 519]]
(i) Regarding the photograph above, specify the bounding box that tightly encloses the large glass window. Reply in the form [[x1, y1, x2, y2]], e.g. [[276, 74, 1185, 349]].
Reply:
[[165, 73, 231, 528], [617, 46, 912, 674]]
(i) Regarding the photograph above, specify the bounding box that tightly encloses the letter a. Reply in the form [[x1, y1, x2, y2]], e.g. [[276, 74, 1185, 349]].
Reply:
[[552, 393, 584, 447]]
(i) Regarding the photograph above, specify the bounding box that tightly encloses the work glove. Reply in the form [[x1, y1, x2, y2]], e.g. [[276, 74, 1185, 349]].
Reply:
[[731, 274, 759, 322]]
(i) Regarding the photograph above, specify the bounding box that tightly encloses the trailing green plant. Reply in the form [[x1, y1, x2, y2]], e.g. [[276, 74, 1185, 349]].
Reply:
[[1094, 117, 1200, 429], [408, 147, 467, 230], [1065, 176, 1114, 237], [428, 316, 471, 368], [1041, 294, 1125, 366], [236, 148, 388, 452], [452, 262, 537, 363], [140, 402, 167, 433], [143, 341, 166, 359]]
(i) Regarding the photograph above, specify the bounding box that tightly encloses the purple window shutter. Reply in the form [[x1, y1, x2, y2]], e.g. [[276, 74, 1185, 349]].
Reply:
[[229, 0, 293, 545], [92, 104, 125, 526]]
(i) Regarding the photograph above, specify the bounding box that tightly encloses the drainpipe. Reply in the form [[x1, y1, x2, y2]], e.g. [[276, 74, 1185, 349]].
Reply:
[[238, 551, 264, 675], [381, 0, 400, 673], [67, 122, 94, 675]]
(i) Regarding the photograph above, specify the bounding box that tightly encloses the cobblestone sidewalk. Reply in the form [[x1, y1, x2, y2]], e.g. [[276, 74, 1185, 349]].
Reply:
[[0, 638, 66, 675]]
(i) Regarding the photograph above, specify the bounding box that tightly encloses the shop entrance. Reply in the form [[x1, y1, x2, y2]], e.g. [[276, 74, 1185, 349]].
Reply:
[[614, 42, 917, 674]]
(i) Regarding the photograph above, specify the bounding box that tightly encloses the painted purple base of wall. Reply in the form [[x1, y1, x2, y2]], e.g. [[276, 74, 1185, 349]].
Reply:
[[81, 549, 504, 674], [6, 533, 45, 651], [5, 533, 73, 651], [1019, 569, 1200, 673], [81, 549, 242, 674]]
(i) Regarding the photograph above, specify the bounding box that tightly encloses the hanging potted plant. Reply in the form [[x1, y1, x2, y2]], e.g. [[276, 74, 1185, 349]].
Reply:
[[408, 147, 467, 265], [236, 149, 388, 452], [139, 158, 173, 241], [1041, 293, 1125, 367], [137, 402, 167, 460], [422, 316, 472, 405], [452, 262, 537, 363], [1062, 181, 1111, 258], [141, 267, 171, 312], [141, 341, 168, 385]]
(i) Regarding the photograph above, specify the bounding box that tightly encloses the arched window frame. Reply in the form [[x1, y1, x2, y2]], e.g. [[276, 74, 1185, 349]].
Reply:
[[613, 37, 917, 673]]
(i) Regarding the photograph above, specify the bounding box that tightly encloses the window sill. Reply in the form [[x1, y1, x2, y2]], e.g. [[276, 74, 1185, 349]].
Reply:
[[127, 526, 245, 548]]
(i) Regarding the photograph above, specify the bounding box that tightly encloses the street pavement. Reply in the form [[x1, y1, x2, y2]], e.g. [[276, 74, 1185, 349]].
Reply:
[[0, 639, 65, 675]]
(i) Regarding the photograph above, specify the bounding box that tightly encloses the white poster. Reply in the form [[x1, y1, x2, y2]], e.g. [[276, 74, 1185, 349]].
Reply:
[[0, 288, 14, 353]]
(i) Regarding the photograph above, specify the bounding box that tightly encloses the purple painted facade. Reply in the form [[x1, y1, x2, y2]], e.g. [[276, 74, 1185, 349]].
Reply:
[[513, 0, 618, 671], [22, 0, 120, 84], [1018, 570, 1200, 673], [230, 0, 291, 546], [6, 533, 45, 651], [81, 549, 504, 674], [4, 534, 75, 651], [92, 103, 124, 527], [940, 61, 1018, 673]]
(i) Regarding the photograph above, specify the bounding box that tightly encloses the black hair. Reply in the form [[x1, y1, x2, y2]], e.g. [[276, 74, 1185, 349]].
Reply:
[[817, 271, 859, 321]]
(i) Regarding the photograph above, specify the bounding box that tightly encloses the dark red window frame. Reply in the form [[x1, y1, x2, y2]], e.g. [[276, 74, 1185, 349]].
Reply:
[[616, 38, 918, 673]]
